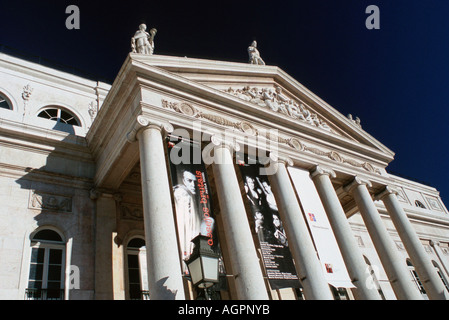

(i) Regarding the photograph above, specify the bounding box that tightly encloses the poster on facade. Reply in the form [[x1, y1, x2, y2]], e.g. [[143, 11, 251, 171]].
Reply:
[[167, 136, 222, 275], [287, 166, 354, 289], [238, 159, 301, 289]]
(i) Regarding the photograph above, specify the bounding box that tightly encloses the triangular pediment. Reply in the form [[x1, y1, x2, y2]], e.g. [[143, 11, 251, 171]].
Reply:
[[89, 53, 397, 190], [130, 54, 394, 161]]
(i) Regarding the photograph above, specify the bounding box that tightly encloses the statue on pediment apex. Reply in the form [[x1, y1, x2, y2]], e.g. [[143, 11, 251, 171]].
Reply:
[[131, 24, 157, 55], [248, 40, 265, 65]]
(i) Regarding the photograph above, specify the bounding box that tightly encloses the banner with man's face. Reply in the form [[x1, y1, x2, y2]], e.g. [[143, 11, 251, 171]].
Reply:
[[167, 136, 221, 275]]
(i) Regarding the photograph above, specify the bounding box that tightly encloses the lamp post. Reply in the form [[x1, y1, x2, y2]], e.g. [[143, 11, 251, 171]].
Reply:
[[184, 234, 220, 300]]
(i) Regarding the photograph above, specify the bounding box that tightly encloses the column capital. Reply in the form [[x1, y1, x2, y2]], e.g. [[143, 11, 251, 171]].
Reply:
[[210, 134, 241, 153], [343, 176, 372, 193], [374, 186, 400, 201], [89, 188, 100, 200], [429, 239, 441, 247], [89, 188, 116, 200], [268, 152, 294, 167], [310, 165, 336, 180], [126, 115, 174, 142]]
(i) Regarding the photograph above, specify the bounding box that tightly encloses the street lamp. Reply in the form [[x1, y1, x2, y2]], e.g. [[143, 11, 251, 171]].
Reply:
[[185, 234, 220, 299]]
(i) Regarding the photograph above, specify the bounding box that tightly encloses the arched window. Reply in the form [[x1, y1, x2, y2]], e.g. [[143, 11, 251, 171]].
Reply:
[[432, 261, 449, 293], [407, 259, 428, 299], [0, 92, 12, 110], [126, 237, 149, 300], [26, 228, 65, 300], [415, 200, 426, 209], [37, 106, 81, 126]]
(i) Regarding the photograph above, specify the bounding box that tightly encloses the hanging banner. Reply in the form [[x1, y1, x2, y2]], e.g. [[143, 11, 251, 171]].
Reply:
[[287, 167, 354, 289], [239, 160, 301, 289], [167, 136, 222, 275]]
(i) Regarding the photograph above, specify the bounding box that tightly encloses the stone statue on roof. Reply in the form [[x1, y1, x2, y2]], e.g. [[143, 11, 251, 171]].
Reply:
[[131, 24, 157, 55], [248, 40, 265, 65]]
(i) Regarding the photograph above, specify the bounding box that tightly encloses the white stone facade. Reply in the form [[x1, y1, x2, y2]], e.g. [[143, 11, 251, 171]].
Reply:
[[0, 51, 448, 300]]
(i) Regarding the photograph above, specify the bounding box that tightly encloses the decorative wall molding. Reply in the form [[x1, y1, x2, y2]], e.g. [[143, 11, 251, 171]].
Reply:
[[119, 202, 143, 221], [28, 190, 72, 213], [88, 101, 97, 123], [22, 83, 33, 116], [161, 99, 382, 175], [22, 84, 33, 102], [426, 197, 443, 212]]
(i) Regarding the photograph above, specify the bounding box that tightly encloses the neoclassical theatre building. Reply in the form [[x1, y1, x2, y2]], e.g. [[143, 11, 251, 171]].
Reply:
[[0, 35, 449, 300]]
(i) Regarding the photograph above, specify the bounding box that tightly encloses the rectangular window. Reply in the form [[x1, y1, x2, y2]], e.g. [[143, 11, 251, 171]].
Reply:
[[26, 246, 65, 300], [127, 254, 142, 300], [28, 248, 45, 291]]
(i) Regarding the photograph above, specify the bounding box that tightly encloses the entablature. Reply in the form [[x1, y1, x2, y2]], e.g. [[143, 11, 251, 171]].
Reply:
[[88, 54, 397, 190]]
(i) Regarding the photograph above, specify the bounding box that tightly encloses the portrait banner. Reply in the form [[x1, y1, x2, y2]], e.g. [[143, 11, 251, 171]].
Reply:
[[167, 136, 222, 277], [239, 159, 301, 289], [287, 167, 354, 289]]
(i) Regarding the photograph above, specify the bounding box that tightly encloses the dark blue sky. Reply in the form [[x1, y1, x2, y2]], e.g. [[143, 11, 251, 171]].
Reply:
[[1, 0, 448, 205]]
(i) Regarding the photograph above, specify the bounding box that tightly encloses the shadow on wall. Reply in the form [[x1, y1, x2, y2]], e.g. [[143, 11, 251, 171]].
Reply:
[[52, 121, 75, 135], [14, 123, 96, 300]]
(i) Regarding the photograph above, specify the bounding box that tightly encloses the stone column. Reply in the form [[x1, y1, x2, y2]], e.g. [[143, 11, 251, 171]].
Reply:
[[131, 115, 185, 300], [210, 136, 269, 300], [267, 154, 333, 300], [344, 177, 423, 300], [311, 166, 381, 300], [376, 187, 449, 300]]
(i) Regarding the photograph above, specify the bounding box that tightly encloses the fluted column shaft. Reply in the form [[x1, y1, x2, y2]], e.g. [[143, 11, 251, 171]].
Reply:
[[377, 187, 449, 300], [135, 117, 185, 300], [211, 139, 268, 300], [345, 178, 422, 300], [267, 156, 333, 300], [311, 167, 381, 300]]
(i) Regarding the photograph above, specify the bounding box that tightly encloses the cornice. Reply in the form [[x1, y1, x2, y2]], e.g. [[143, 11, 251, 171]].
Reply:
[[0, 118, 92, 160], [0, 162, 93, 189], [0, 53, 110, 97]]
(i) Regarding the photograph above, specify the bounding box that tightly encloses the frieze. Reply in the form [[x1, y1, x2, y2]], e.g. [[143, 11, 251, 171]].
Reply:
[[161, 99, 382, 175], [223, 85, 336, 134], [29, 190, 72, 213]]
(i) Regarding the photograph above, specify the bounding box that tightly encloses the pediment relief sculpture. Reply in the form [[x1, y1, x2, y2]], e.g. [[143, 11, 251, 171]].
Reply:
[[223, 85, 336, 134]]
